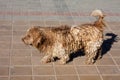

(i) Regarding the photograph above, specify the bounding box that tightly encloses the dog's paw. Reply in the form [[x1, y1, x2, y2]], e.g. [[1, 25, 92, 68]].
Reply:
[[40, 56, 51, 63], [85, 59, 95, 65], [97, 56, 102, 60], [40, 59, 50, 64], [58, 60, 66, 65]]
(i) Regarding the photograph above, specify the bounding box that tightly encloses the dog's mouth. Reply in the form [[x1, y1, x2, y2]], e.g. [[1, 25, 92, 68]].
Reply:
[[30, 44, 33, 46], [22, 37, 25, 43], [22, 37, 32, 45], [22, 40, 33, 46]]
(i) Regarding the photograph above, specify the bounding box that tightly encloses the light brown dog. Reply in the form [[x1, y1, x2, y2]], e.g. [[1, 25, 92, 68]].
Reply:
[[22, 10, 106, 64]]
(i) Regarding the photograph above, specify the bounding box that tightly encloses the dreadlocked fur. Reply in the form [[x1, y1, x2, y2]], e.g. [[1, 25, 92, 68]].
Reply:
[[22, 9, 106, 64]]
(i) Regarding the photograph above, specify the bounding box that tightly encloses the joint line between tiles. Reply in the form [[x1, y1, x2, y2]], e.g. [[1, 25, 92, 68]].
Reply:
[[73, 61, 80, 80], [53, 63, 57, 80], [109, 53, 120, 71], [9, 7, 13, 80], [95, 64, 103, 80], [27, 19, 34, 80]]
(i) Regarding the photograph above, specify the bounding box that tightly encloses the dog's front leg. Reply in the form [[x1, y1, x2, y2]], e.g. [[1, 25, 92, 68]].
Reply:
[[59, 54, 70, 64], [41, 55, 53, 63], [85, 41, 102, 64]]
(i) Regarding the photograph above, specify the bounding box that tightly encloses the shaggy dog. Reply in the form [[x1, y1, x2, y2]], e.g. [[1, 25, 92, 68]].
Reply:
[[22, 10, 106, 64]]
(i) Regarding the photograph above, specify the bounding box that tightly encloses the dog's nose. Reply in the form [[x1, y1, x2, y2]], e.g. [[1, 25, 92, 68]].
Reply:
[[21, 37, 25, 42]]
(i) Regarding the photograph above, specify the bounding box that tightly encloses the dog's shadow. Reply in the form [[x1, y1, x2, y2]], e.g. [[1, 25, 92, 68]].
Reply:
[[68, 33, 119, 62], [101, 33, 119, 56]]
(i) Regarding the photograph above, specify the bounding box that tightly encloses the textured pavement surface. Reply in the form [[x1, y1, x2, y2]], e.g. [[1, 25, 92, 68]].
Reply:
[[0, 0, 120, 80]]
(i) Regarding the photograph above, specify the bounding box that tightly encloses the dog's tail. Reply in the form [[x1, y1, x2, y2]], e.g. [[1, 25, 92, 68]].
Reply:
[[91, 9, 107, 28]]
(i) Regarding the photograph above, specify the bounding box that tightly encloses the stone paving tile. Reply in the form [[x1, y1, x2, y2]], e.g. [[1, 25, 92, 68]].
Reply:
[[10, 76, 32, 80], [0, 58, 10, 66], [97, 66, 120, 75], [34, 76, 56, 80], [11, 66, 32, 75], [13, 20, 28, 26], [0, 42, 11, 49], [0, 67, 9, 76], [29, 21, 45, 26], [102, 75, 120, 80], [79, 75, 101, 80], [12, 43, 31, 49], [0, 25, 12, 31], [33, 66, 55, 75], [55, 66, 77, 75], [112, 44, 120, 50], [11, 49, 31, 57], [109, 49, 120, 57], [0, 36, 12, 43], [13, 25, 30, 31], [45, 21, 60, 26], [0, 31, 12, 36], [114, 58, 120, 65], [0, 20, 12, 25], [95, 57, 115, 65], [13, 30, 26, 36], [57, 75, 79, 80], [13, 36, 24, 43], [76, 66, 98, 75], [11, 57, 31, 66], [60, 20, 75, 25], [32, 49, 43, 57], [0, 49, 10, 57], [0, 77, 8, 80], [0, 0, 120, 80]]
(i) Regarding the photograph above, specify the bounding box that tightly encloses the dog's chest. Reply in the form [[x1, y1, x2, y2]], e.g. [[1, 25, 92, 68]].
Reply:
[[52, 42, 65, 57]]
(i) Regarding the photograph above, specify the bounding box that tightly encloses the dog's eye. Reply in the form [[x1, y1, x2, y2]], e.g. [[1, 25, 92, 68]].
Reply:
[[27, 35, 31, 38]]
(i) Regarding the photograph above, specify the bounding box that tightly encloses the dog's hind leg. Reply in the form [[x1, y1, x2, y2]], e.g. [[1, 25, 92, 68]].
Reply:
[[85, 51, 97, 64], [85, 42, 101, 64], [97, 47, 102, 60]]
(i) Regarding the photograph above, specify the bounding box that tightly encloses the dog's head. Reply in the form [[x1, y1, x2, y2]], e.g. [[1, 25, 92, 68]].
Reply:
[[22, 27, 45, 47]]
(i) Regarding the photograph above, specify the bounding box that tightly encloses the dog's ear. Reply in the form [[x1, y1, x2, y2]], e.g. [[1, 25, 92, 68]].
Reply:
[[33, 36, 42, 47], [32, 30, 47, 47]]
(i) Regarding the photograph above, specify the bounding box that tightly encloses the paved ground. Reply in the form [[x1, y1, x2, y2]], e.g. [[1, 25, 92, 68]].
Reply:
[[0, 0, 120, 80]]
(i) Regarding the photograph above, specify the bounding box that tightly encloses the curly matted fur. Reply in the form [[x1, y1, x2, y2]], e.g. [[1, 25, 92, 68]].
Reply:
[[22, 10, 106, 64]]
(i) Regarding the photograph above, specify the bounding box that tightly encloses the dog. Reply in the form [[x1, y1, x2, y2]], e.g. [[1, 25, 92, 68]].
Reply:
[[22, 10, 106, 64]]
